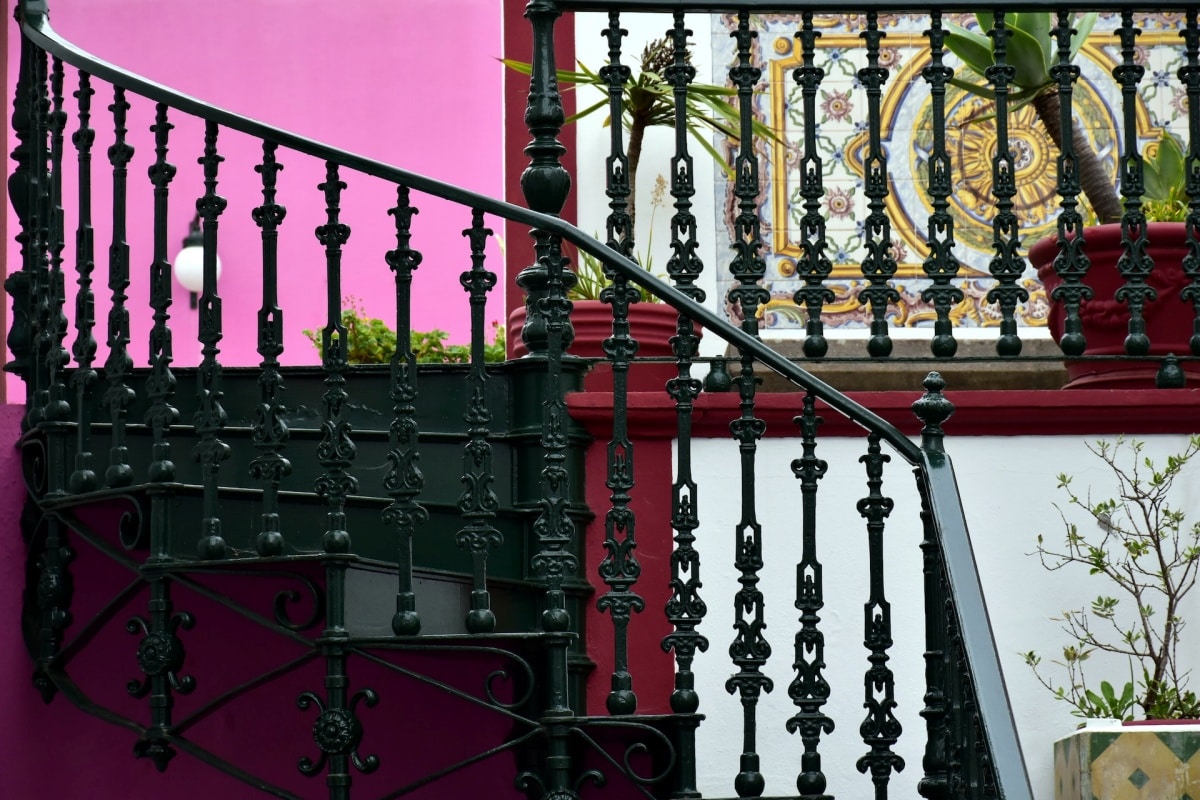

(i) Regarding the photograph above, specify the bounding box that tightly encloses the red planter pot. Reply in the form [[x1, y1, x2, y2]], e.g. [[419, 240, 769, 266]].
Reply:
[[507, 300, 683, 359], [1029, 222, 1199, 389]]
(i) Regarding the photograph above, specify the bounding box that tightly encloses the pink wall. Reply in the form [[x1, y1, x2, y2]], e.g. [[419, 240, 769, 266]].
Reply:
[[6, 0, 506, 399]]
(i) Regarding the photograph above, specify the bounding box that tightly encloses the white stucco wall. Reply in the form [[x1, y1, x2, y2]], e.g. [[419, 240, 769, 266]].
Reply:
[[687, 433, 1200, 798]]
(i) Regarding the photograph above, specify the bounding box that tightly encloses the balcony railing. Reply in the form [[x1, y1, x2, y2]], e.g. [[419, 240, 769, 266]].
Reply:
[[22, 0, 1200, 798]]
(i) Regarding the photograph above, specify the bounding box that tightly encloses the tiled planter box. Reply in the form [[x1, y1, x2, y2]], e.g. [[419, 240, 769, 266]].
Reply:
[[1054, 720, 1200, 799]]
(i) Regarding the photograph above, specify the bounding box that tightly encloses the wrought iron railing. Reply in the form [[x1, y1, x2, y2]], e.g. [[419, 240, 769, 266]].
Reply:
[[3, 0, 1099, 797]]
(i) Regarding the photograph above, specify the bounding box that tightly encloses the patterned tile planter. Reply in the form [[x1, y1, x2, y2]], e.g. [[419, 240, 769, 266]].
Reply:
[[1054, 720, 1200, 799]]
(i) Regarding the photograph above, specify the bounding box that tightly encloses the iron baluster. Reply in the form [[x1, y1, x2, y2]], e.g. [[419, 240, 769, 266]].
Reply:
[[103, 86, 135, 487], [515, 0, 574, 358], [524, 236, 581, 800], [69, 71, 98, 493], [1181, 10, 1200, 356], [725, 14, 772, 798], [1047, 11, 1092, 357], [857, 434, 904, 797], [663, 12, 707, 797], [602, 10, 633, 259], [1115, 11, 1155, 356], [25, 40, 50, 431], [919, 14, 963, 359], [384, 185, 427, 636], [856, 13, 898, 358], [913, 373, 954, 800], [787, 392, 833, 799], [43, 56, 70, 496], [792, 13, 834, 359], [983, 13, 1028, 357], [6, 5, 38, 417], [314, 161, 357, 556], [145, 103, 179, 488], [249, 141, 290, 557], [458, 209, 502, 634], [193, 121, 230, 559]]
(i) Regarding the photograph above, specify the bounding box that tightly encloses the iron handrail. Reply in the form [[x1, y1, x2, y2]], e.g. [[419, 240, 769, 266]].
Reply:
[[19, 4, 1033, 796]]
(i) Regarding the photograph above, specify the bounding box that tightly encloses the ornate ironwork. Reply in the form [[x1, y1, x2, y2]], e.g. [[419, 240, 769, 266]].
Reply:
[[792, 12, 834, 359], [1115, 11, 1154, 356], [126, 611, 195, 697], [297, 688, 379, 777], [42, 57, 70, 494], [856, 13, 899, 358], [7, 13, 38, 414], [857, 434, 904, 792], [1182, 10, 1200, 356], [314, 162, 357, 556], [31, 519, 73, 702], [22, 39, 50, 432], [983, 13, 1029, 357], [1044, 12, 1093, 357], [193, 121, 230, 559], [103, 86, 135, 487], [249, 141, 291, 557], [68, 70, 98, 493], [145, 103, 179, 490], [457, 209, 502, 634], [787, 393, 833, 799], [919, 14, 963, 359], [383, 185, 426, 636]]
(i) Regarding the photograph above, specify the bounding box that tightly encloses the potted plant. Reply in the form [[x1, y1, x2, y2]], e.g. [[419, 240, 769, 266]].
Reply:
[[1023, 436, 1200, 798], [946, 14, 1196, 387]]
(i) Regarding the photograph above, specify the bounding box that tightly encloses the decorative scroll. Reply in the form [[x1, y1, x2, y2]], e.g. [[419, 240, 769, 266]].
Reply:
[[297, 687, 380, 777], [383, 185, 427, 636], [457, 210, 501, 634], [249, 141, 291, 557]]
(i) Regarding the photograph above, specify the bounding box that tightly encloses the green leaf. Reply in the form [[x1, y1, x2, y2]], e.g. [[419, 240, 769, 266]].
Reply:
[[1005, 25, 1052, 90], [946, 22, 996, 77]]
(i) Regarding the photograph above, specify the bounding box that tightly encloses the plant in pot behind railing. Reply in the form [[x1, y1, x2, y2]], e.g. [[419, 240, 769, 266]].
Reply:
[[946, 13, 1198, 388], [1025, 436, 1200, 799]]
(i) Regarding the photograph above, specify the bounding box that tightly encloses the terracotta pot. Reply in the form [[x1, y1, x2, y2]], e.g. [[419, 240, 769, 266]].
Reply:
[[1029, 222, 1198, 389], [507, 300, 684, 359]]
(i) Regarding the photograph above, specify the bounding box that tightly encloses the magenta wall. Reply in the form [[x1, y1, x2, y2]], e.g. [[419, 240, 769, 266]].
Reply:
[[6, 0, 507, 400]]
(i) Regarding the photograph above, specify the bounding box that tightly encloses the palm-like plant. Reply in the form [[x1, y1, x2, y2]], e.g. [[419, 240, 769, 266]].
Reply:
[[945, 12, 1127, 224], [507, 35, 774, 234]]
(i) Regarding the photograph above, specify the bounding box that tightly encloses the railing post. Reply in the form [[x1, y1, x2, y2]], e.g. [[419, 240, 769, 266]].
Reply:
[[516, 0, 574, 356]]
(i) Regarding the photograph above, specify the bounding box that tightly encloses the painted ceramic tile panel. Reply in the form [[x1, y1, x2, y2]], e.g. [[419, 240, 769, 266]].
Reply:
[[1054, 728, 1200, 799], [708, 13, 1192, 334]]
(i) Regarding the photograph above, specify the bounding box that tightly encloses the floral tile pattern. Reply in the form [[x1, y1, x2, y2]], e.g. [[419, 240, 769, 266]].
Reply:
[[709, 13, 1193, 334]]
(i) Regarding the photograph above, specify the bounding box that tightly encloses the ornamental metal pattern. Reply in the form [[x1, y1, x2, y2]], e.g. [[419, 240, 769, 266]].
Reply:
[[24, 44, 50, 431], [1047, 11, 1093, 357], [457, 209, 502, 634], [856, 434, 904, 795], [918, 13, 963, 359], [787, 393, 833, 799], [144, 103, 179, 488], [856, 13, 899, 358], [7, 24, 37, 412], [792, 13, 835, 359], [249, 141, 291, 557], [1115, 11, 1155, 357], [1182, 11, 1200, 357], [383, 185, 427, 637], [42, 56, 70, 468], [982, 13, 1029, 357], [193, 121, 230, 559], [103, 86, 135, 487], [314, 162, 357, 556], [68, 70, 98, 493]]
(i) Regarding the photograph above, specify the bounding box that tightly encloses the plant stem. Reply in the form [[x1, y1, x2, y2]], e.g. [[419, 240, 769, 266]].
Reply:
[[627, 117, 645, 238], [1031, 91, 1124, 224]]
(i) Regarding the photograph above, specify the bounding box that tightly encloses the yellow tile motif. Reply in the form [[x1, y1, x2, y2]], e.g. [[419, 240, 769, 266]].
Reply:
[[1056, 729, 1200, 799]]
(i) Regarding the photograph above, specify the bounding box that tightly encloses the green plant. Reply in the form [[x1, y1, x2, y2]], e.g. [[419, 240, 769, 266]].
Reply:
[[565, 176, 668, 304], [946, 13, 1190, 224], [1024, 435, 1200, 719], [304, 300, 505, 365], [505, 34, 776, 234]]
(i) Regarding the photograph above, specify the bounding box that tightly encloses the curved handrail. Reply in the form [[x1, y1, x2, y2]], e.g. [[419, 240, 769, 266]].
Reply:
[[21, 7, 923, 465]]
